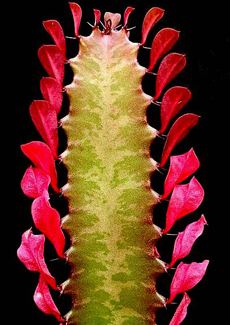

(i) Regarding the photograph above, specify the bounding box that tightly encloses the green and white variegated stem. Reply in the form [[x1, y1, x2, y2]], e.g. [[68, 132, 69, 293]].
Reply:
[[62, 28, 166, 324]]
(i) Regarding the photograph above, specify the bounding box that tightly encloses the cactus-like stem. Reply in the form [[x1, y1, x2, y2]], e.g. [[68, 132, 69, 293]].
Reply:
[[62, 28, 165, 324]]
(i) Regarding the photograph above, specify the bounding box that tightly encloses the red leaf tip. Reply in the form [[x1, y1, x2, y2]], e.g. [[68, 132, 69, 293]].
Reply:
[[141, 7, 165, 45], [29, 100, 58, 159], [162, 147, 200, 199], [21, 141, 59, 192], [160, 86, 192, 134], [163, 176, 204, 234], [154, 53, 187, 100], [169, 260, 209, 303], [148, 28, 180, 71], [21, 166, 50, 199], [40, 77, 63, 114], [34, 276, 64, 321], [69, 2, 82, 37], [42, 20, 66, 57], [124, 7, 135, 27], [160, 113, 200, 167], [93, 9, 101, 26], [169, 293, 191, 325], [38, 45, 65, 85], [17, 229, 57, 290], [31, 191, 65, 258], [169, 215, 207, 267]]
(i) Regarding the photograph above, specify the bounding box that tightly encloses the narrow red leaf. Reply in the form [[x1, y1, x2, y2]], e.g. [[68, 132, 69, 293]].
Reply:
[[169, 215, 207, 268], [169, 293, 191, 325], [34, 275, 64, 322], [29, 100, 58, 159], [141, 7, 165, 45], [168, 260, 209, 303], [38, 45, 65, 84], [21, 166, 50, 199], [148, 28, 180, 71], [40, 77, 63, 114], [17, 229, 57, 289], [43, 20, 66, 57], [93, 9, 101, 26], [124, 7, 135, 26], [160, 86, 192, 134], [21, 141, 59, 192], [160, 113, 200, 167], [163, 177, 204, 234], [154, 53, 186, 100], [162, 148, 200, 199], [69, 2, 82, 37], [31, 191, 65, 258]]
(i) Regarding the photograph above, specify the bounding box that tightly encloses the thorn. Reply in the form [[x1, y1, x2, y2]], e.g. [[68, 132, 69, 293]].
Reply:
[[158, 165, 167, 173], [170, 302, 179, 305], [148, 71, 157, 76], [157, 133, 167, 140], [100, 20, 106, 29], [151, 100, 161, 106], [58, 191, 64, 198], [143, 46, 151, 50], [58, 156, 63, 164], [161, 197, 170, 203], [165, 233, 178, 236], [115, 24, 122, 30], [156, 168, 165, 175], [126, 26, 136, 31], [50, 257, 60, 262], [87, 21, 94, 28], [65, 36, 76, 40]]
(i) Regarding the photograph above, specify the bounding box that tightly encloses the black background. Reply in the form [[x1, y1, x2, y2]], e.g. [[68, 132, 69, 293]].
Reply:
[[5, 0, 229, 324]]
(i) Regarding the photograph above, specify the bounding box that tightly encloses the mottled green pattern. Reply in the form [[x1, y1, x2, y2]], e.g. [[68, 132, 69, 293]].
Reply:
[[63, 29, 165, 324]]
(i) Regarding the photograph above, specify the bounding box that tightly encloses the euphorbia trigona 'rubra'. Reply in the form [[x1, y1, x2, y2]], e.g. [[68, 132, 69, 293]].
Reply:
[[18, 2, 208, 324]]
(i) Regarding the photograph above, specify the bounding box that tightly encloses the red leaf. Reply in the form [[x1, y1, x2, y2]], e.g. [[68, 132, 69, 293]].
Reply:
[[17, 229, 57, 289], [21, 141, 59, 192], [169, 293, 191, 325], [148, 28, 180, 71], [34, 275, 64, 322], [38, 45, 65, 84], [162, 148, 200, 199], [169, 215, 207, 268], [168, 260, 209, 303], [124, 7, 135, 26], [93, 9, 101, 26], [163, 177, 204, 234], [43, 20, 66, 57], [21, 166, 50, 199], [40, 77, 63, 114], [141, 7, 165, 45], [31, 191, 65, 258], [160, 113, 200, 167], [69, 2, 82, 37], [29, 100, 58, 159], [160, 86, 192, 134], [154, 53, 186, 100]]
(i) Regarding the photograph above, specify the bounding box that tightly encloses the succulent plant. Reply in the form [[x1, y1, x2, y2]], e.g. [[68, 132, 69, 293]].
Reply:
[[18, 3, 208, 324]]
